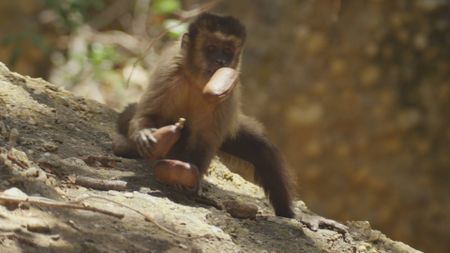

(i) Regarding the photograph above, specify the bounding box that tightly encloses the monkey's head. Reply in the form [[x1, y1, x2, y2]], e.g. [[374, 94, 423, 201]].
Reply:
[[182, 13, 246, 84]]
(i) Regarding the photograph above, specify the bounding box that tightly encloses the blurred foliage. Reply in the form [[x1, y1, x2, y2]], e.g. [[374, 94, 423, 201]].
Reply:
[[152, 0, 181, 15], [40, 0, 106, 31], [0, 1, 449, 253], [0, 30, 50, 68], [0, 0, 184, 106], [0, 0, 107, 71], [88, 43, 119, 67], [164, 19, 188, 39]]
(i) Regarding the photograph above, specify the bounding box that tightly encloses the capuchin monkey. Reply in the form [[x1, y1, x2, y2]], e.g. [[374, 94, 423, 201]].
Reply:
[[112, 13, 294, 218]]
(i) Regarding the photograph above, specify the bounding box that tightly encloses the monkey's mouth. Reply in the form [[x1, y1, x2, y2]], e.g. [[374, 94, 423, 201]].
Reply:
[[205, 65, 223, 76], [205, 68, 218, 77]]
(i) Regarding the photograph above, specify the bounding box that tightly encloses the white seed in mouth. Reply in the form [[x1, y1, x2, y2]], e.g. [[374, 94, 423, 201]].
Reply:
[[203, 67, 239, 103]]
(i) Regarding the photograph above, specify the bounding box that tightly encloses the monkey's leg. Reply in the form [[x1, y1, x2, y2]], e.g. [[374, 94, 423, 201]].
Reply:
[[112, 134, 141, 158], [113, 103, 141, 158], [220, 119, 294, 218], [184, 146, 216, 176], [117, 103, 137, 136], [168, 139, 216, 193]]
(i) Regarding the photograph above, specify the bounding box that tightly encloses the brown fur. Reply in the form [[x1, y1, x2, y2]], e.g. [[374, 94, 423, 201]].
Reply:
[[113, 13, 294, 217], [126, 43, 241, 173]]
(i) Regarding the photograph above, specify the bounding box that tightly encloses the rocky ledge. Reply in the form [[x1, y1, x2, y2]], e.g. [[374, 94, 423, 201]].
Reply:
[[0, 62, 421, 253]]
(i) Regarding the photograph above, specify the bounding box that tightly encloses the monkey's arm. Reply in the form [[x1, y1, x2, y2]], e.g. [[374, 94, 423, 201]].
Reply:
[[220, 116, 294, 218], [112, 103, 161, 159]]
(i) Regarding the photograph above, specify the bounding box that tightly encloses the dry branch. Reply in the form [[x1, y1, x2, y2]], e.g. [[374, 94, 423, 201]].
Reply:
[[0, 194, 124, 219], [77, 195, 208, 239], [74, 176, 128, 191]]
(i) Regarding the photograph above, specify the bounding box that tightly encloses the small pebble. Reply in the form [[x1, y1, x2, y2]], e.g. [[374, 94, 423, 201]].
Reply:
[[24, 167, 40, 177], [123, 192, 134, 198], [223, 200, 258, 219], [3, 187, 28, 198], [28, 118, 36, 125], [108, 190, 120, 196], [2, 187, 30, 209], [33, 89, 43, 95], [42, 142, 58, 152], [45, 177, 57, 186], [27, 219, 51, 234], [9, 128, 19, 145], [50, 234, 61, 241], [0, 121, 7, 137]]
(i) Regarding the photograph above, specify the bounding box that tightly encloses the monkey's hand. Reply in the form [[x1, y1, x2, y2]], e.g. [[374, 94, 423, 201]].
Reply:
[[133, 120, 183, 160], [133, 128, 158, 159]]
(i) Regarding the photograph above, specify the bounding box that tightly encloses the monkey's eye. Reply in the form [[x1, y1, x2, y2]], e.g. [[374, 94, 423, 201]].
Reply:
[[206, 45, 217, 52]]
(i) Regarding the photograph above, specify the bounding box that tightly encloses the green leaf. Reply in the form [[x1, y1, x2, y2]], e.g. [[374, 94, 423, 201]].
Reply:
[[152, 0, 180, 14], [87, 43, 119, 71]]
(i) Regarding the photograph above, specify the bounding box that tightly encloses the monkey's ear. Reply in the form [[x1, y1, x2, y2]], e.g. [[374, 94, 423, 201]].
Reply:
[[181, 33, 189, 49]]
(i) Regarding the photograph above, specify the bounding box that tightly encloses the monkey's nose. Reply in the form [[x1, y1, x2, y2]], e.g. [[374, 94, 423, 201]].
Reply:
[[215, 58, 227, 67]]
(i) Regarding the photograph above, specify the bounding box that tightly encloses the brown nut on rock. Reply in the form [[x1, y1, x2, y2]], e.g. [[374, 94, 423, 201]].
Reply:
[[203, 67, 238, 103], [153, 159, 200, 190], [223, 200, 258, 219], [148, 118, 185, 160]]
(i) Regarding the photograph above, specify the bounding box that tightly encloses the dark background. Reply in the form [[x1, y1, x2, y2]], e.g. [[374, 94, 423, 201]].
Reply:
[[1, 1, 448, 252]]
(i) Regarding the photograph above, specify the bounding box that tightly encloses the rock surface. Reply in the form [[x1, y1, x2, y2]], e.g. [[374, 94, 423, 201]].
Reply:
[[0, 62, 422, 253]]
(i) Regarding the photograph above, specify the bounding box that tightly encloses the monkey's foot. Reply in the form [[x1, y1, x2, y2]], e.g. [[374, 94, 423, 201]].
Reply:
[[299, 213, 348, 235], [134, 128, 158, 159], [153, 159, 200, 191]]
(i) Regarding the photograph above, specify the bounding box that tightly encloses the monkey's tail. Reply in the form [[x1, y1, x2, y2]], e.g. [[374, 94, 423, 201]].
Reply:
[[220, 118, 294, 218]]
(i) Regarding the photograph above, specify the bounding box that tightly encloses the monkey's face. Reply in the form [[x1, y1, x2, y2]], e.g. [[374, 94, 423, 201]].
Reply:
[[201, 36, 238, 74], [188, 33, 243, 84], [184, 13, 246, 85]]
